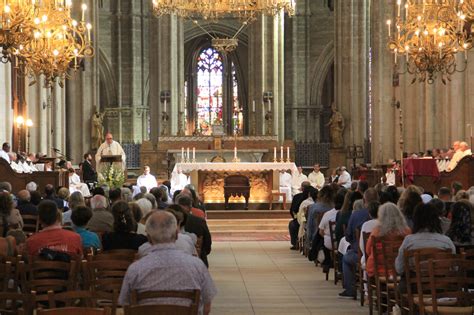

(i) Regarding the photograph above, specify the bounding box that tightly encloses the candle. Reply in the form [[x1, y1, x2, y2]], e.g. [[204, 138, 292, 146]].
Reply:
[[405, 3, 409, 19], [81, 3, 86, 22], [186, 147, 190, 161], [274, 147, 277, 161], [252, 100, 256, 112], [280, 146, 283, 161], [234, 146, 237, 159], [387, 20, 391, 37], [287, 147, 290, 161], [397, 0, 401, 17], [163, 99, 167, 113], [192, 147, 195, 160], [181, 147, 184, 161]]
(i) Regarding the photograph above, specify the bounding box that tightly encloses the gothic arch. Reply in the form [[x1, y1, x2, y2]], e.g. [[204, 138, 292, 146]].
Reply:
[[184, 22, 249, 46], [98, 48, 118, 109], [309, 40, 335, 108]]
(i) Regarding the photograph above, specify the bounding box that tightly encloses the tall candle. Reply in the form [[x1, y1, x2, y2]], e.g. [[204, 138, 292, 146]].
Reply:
[[280, 146, 283, 161], [252, 100, 256, 112], [274, 147, 277, 161], [234, 146, 237, 159], [287, 147, 290, 161], [163, 99, 167, 113], [186, 147, 190, 161], [181, 147, 184, 161], [192, 147, 195, 160]]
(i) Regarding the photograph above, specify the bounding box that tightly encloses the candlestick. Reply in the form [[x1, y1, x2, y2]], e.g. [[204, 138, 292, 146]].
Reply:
[[163, 99, 167, 113], [234, 146, 237, 159], [273, 147, 277, 162], [186, 147, 190, 162], [181, 147, 184, 162], [287, 147, 290, 162], [192, 147, 195, 161], [280, 146, 283, 162], [252, 100, 256, 113]]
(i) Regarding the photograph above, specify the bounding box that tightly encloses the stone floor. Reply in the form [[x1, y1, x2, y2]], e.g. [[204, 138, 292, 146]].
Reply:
[[209, 241, 369, 315]]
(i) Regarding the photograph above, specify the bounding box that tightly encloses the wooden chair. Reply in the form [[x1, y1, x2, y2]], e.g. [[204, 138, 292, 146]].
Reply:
[[21, 214, 39, 236], [371, 235, 404, 315], [353, 228, 362, 302], [223, 175, 250, 210], [402, 248, 453, 315], [20, 258, 78, 297], [0, 260, 12, 291], [124, 289, 200, 315], [0, 292, 32, 315], [328, 221, 342, 285], [269, 191, 286, 210], [416, 257, 474, 315], [358, 231, 371, 308], [194, 236, 203, 257], [82, 259, 133, 315], [37, 307, 111, 315], [88, 249, 137, 262]]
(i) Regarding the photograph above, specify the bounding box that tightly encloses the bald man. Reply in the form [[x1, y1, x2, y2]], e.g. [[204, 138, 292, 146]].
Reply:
[[95, 133, 126, 171], [447, 141, 471, 171]]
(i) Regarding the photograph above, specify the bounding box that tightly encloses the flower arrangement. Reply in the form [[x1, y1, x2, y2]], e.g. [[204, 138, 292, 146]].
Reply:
[[98, 165, 125, 189]]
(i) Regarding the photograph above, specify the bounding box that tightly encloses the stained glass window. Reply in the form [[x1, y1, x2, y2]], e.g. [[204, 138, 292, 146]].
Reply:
[[196, 47, 224, 135]]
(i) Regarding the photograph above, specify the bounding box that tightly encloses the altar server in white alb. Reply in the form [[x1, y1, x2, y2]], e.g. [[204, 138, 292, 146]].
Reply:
[[136, 165, 158, 192], [170, 168, 189, 195], [279, 170, 293, 202], [292, 166, 308, 195], [68, 169, 91, 197], [308, 163, 325, 189], [95, 133, 126, 171]]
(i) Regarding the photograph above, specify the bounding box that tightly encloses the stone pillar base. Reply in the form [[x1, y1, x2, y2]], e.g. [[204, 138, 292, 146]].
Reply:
[[329, 148, 347, 171]]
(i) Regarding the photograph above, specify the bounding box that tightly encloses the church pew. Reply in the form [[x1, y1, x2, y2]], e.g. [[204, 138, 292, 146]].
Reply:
[[0, 158, 69, 194]]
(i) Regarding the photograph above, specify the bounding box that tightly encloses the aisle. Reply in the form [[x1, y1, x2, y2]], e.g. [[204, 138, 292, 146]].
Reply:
[[209, 241, 368, 315]]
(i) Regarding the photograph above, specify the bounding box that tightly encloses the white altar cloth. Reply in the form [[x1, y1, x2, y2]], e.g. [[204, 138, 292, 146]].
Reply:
[[172, 162, 298, 175]]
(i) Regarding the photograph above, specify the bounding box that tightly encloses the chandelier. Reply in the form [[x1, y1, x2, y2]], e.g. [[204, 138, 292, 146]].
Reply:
[[152, 0, 295, 53], [14, 0, 94, 87], [0, 1, 37, 63], [387, 0, 473, 84]]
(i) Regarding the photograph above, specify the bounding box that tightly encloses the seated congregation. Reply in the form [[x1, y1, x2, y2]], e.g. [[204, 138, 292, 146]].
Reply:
[[288, 179, 474, 314], [0, 180, 216, 315]]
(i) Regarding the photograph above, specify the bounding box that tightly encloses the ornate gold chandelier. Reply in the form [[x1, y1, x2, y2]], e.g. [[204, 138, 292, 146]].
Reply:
[[387, 0, 473, 84], [459, 0, 474, 18], [0, 0, 37, 63], [14, 0, 94, 87], [152, 0, 295, 53]]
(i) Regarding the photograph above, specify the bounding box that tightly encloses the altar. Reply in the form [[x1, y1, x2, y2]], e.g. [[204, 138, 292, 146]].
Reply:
[[172, 162, 298, 204]]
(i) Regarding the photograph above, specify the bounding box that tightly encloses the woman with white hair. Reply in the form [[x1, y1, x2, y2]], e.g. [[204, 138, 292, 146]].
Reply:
[[365, 202, 411, 278]]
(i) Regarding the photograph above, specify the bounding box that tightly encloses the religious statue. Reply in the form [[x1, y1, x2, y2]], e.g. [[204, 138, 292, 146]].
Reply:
[[326, 104, 345, 148], [91, 111, 105, 149]]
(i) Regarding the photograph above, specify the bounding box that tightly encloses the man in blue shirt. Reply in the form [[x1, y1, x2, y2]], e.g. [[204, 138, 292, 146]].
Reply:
[[339, 188, 379, 298], [71, 205, 101, 250]]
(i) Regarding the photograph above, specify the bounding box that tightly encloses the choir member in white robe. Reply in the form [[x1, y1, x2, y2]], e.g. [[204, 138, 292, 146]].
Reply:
[[292, 167, 308, 195], [0, 143, 11, 163], [136, 165, 158, 192], [95, 133, 126, 171], [170, 168, 189, 196], [68, 169, 91, 197], [279, 170, 293, 202], [8, 153, 24, 173], [308, 164, 325, 189]]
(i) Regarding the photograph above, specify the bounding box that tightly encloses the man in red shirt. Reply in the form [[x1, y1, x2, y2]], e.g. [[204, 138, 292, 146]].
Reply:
[[25, 200, 83, 259], [176, 195, 205, 219]]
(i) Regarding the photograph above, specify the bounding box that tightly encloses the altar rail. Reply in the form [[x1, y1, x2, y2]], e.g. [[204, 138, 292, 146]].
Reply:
[[0, 158, 69, 194]]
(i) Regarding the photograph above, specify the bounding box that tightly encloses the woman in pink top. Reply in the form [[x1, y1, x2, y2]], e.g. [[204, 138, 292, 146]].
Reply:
[[366, 202, 411, 277]]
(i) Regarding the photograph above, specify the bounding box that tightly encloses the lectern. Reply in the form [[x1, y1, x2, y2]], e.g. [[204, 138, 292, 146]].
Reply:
[[99, 155, 123, 166]]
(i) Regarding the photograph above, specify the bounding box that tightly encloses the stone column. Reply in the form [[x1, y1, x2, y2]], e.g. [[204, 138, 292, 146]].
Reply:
[[335, 0, 369, 148], [149, 14, 184, 141], [0, 63, 13, 143], [248, 14, 285, 142]]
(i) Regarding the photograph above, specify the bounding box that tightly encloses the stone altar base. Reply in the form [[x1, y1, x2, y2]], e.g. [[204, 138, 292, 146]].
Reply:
[[329, 148, 348, 170]]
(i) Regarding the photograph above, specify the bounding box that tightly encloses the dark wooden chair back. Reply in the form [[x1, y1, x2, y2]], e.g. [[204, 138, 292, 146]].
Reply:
[[82, 259, 133, 315], [88, 249, 137, 262], [0, 261, 12, 291], [328, 221, 342, 285], [224, 175, 251, 210], [37, 307, 111, 315], [402, 248, 454, 315], [44, 290, 98, 308], [124, 289, 200, 315], [0, 292, 32, 315], [416, 257, 474, 315], [21, 214, 39, 236]]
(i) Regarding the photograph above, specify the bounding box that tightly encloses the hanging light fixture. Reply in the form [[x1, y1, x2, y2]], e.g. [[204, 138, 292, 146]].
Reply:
[[152, 0, 295, 53], [14, 0, 94, 87], [0, 0, 37, 63], [387, 0, 473, 84]]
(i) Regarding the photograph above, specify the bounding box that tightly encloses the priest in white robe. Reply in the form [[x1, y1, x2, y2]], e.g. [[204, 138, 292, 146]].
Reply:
[[136, 165, 158, 192], [170, 168, 189, 196], [95, 133, 126, 171], [292, 166, 308, 195], [279, 170, 293, 202], [68, 169, 91, 197]]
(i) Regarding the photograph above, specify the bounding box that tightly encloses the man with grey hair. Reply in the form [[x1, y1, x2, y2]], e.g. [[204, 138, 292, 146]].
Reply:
[[26, 181, 38, 192], [17, 190, 38, 216], [87, 194, 113, 233], [119, 211, 217, 315]]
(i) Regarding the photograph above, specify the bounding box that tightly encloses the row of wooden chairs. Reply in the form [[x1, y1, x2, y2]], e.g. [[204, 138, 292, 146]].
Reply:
[[0, 288, 200, 315]]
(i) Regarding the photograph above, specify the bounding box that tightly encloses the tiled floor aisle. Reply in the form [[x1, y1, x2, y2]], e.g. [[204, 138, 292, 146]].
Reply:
[[209, 241, 369, 315]]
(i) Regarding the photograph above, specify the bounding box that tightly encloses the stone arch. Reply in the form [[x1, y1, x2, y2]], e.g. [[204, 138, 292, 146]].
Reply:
[[309, 40, 335, 108], [98, 48, 118, 110], [184, 22, 249, 46]]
